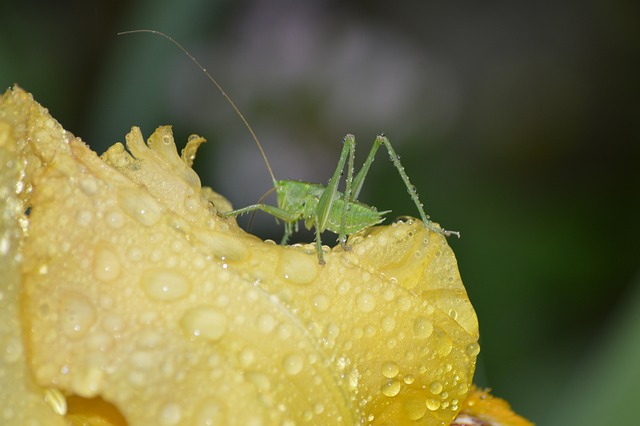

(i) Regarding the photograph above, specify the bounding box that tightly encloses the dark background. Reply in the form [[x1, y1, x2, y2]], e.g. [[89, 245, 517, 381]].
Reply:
[[2, 1, 639, 423]]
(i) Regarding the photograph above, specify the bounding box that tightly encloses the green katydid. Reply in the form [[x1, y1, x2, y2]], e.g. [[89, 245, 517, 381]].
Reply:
[[118, 29, 458, 264]]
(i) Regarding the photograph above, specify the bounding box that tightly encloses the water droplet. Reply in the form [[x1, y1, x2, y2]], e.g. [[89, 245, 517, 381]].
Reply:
[[381, 316, 396, 333], [436, 334, 453, 357], [93, 244, 121, 282], [238, 348, 255, 368], [0, 236, 10, 256], [282, 352, 304, 376], [467, 342, 481, 357], [87, 332, 115, 352], [403, 374, 415, 384], [413, 317, 433, 339], [277, 250, 318, 285], [180, 306, 227, 342], [381, 361, 399, 378], [141, 269, 191, 301], [184, 196, 199, 213], [75, 209, 92, 227], [159, 402, 182, 425], [426, 398, 441, 411], [346, 367, 359, 390], [79, 177, 98, 195], [381, 379, 401, 397], [429, 381, 443, 395], [326, 322, 340, 340], [194, 398, 226, 425], [2, 336, 22, 363], [71, 366, 104, 397], [246, 371, 271, 392], [312, 294, 330, 312], [356, 292, 376, 312], [256, 313, 278, 333], [277, 323, 293, 340], [397, 296, 412, 311], [119, 189, 162, 226], [59, 291, 96, 339], [403, 394, 427, 420], [197, 232, 248, 261], [106, 210, 125, 229], [337, 280, 351, 295]]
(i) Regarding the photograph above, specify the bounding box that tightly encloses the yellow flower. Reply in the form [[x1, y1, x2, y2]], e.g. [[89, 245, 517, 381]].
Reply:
[[0, 85, 524, 425]]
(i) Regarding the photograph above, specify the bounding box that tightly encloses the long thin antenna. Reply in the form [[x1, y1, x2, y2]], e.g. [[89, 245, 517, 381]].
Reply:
[[117, 29, 277, 184]]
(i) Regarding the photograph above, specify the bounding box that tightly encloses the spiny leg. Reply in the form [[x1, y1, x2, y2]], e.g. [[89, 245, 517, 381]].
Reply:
[[221, 203, 301, 241], [316, 134, 355, 247], [351, 135, 455, 236], [338, 134, 356, 247], [313, 210, 326, 265]]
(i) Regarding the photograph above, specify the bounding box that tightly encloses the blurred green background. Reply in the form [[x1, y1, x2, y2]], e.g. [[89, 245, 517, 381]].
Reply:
[[2, 1, 639, 423]]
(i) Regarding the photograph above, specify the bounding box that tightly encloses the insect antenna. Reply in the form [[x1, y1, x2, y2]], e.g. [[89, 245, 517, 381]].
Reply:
[[117, 29, 277, 185]]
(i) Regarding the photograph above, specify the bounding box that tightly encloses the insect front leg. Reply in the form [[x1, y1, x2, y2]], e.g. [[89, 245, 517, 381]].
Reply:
[[316, 134, 356, 248], [313, 210, 326, 265], [221, 204, 301, 239]]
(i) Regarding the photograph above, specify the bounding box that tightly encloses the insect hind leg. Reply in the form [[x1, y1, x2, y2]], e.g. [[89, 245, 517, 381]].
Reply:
[[352, 135, 453, 236]]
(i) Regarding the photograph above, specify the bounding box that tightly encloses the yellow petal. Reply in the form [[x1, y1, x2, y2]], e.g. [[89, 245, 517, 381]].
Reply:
[[2, 85, 480, 425], [0, 87, 67, 425], [453, 386, 534, 426]]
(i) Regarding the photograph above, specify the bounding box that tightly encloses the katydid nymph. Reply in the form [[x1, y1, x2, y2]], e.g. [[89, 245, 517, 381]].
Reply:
[[118, 29, 458, 265]]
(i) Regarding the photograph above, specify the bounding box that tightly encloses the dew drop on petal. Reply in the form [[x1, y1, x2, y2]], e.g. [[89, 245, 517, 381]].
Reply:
[[356, 292, 376, 312], [246, 371, 272, 392], [277, 250, 318, 285], [194, 398, 226, 425], [467, 342, 481, 357], [159, 402, 181, 425], [381, 360, 399, 378], [75, 209, 92, 227], [93, 244, 121, 282], [312, 293, 330, 312], [256, 313, 278, 333], [436, 333, 453, 357], [337, 280, 351, 295], [119, 189, 162, 226], [71, 366, 104, 398], [381, 379, 401, 397], [106, 210, 125, 229], [413, 317, 433, 339], [141, 269, 191, 301], [381, 316, 396, 333], [59, 291, 96, 339], [3, 336, 23, 364], [429, 381, 443, 395], [238, 348, 255, 368], [397, 295, 412, 311], [403, 394, 427, 420], [180, 306, 227, 342], [282, 352, 304, 376], [426, 398, 441, 411]]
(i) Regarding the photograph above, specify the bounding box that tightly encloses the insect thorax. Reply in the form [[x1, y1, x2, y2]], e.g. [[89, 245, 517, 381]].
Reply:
[[276, 180, 384, 235]]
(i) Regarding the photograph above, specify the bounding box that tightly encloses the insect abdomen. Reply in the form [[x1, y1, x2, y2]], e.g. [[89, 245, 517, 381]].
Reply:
[[324, 199, 385, 235]]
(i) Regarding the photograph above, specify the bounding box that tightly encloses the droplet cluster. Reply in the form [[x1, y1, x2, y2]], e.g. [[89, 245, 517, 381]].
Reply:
[[16, 120, 479, 425]]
